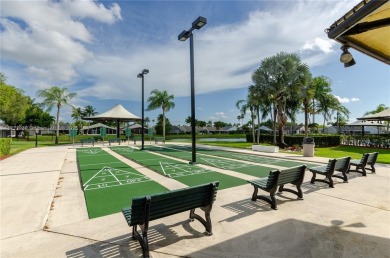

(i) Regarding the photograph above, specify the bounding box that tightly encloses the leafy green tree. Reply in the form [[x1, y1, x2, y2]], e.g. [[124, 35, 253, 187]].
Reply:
[[311, 76, 332, 124], [155, 114, 172, 136], [252, 52, 310, 146], [236, 98, 256, 143], [0, 78, 30, 125], [37, 86, 76, 144], [23, 102, 55, 127], [146, 89, 175, 138], [214, 121, 227, 130], [197, 120, 206, 127], [71, 107, 84, 134]]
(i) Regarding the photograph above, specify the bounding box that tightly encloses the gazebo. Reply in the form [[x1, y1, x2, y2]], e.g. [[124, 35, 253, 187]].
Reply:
[[85, 104, 141, 138], [357, 108, 390, 122]]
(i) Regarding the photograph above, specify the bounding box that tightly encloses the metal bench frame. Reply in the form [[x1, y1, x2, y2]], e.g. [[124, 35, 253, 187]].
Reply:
[[122, 182, 219, 258], [247, 165, 306, 210]]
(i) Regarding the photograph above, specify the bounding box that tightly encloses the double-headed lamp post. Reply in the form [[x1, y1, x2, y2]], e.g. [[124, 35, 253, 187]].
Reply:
[[137, 69, 149, 150], [178, 16, 207, 164]]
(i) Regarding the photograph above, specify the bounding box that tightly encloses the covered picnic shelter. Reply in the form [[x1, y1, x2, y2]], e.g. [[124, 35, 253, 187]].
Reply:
[[326, 0, 390, 65], [85, 104, 141, 138]]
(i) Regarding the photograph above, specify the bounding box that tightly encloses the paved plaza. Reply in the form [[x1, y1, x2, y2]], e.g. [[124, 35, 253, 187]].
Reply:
[[1, 143, 389, 257]]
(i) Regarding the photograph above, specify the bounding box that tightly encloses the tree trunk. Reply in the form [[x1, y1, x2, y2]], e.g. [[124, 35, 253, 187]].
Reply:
[[304, 102, 309, 138], [55, 107, 60, 144], [162, 109, 166, 138], [251, 110, 255, 144], [256, 108, 261, 144], [277, 100, 287, 147], [273, 102, 277, 144]]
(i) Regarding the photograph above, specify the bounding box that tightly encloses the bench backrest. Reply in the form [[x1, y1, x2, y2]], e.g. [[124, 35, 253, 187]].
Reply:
[[263, 165, 306, 188], [129, 182, 219, 225], [277, 165, 307, 185], [367, 152, 378, 165], [334, 157, 351, 173], [358, 153, 369, 166], [325, 159, 337, 173]]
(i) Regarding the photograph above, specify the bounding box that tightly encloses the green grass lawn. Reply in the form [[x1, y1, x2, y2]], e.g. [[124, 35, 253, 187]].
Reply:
[[200, 142, 390, 164]]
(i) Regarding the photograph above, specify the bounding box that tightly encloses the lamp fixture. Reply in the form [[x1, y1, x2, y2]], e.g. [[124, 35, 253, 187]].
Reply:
[[340, 45, 356, 67]]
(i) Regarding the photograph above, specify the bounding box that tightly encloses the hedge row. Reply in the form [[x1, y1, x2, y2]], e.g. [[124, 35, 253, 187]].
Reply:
[[246, 134, 341, 147], [0, 138, 12, 155]]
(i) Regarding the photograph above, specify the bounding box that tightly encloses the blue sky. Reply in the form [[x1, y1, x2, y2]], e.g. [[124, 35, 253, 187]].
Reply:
[[1, 0, 389, 127]]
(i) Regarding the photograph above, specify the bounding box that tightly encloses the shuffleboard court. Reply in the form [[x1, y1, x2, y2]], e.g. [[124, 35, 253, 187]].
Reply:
[[165, 144, 319, 168], [144, 145, 282, 178], [77, 148, 168, 219], [110, 146, 246, 190]]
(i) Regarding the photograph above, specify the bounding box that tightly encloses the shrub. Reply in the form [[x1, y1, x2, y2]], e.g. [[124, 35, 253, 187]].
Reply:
[[246, 134, 341, 147], [0, 138, 12, 155]]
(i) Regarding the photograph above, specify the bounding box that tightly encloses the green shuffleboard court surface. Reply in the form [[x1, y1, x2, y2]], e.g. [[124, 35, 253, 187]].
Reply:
[[164, 144, 318, 168], [144, 145, 280, 178], [77, 148, 168, 219], [110, 146, 246, 190]]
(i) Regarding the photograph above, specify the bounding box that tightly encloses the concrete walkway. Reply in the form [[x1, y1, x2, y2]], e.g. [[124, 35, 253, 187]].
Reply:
[[1, 144, 389, 257]]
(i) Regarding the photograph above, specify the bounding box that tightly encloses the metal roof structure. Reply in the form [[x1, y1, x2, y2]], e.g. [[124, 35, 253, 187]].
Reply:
[[326, 0, 390, 65]]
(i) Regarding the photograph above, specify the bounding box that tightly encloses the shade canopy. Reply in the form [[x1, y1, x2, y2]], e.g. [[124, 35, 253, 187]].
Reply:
[[326, 0, 390, 65], [357, 108, 390, 121], [347, 120, 384, 126], [86, 104, 141, 122], [85, 104, 141, 138]]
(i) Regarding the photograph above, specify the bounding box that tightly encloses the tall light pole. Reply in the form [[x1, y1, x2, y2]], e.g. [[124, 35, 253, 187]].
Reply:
[[178, 16, 207, 164], [137, 69, 149, 150]]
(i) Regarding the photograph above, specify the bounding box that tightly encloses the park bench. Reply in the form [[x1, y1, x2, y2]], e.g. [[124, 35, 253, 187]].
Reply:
[[122, 182, 219, 258], [133, 136, 142, 144], [247, 165, 306, 210], [348, 152, 379, 176], [309, 157, 351, 188], [154, 137, 165, 144], [80, 138, 95, 147], [108, 138, 121, 146]]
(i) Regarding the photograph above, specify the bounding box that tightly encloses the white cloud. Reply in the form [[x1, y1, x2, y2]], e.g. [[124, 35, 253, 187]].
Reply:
[[334, 95, 360, 103], [2, 1, 358, 103], [1, 0, 121, 82]]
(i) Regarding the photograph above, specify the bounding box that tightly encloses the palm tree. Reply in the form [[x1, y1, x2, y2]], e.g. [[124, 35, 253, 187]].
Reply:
[[146, 89, 175, 138], [249, 84, 270, 144], [71, 107, 83, 134], [37, 86, 76, 144], [312, 76, 332, 125], [299, 76, 315, 137], [236, 99, 256, 143], [252, 52, 310, 146]]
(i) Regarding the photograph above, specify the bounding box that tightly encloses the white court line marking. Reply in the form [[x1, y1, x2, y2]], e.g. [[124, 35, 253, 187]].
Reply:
[[79, 161, 123, 167], [83, 166, 109, 186], [160, 161, 168, 176], [108, 169, 122, 185]]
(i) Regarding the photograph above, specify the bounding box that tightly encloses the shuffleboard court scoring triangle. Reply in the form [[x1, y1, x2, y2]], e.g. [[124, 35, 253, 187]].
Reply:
[[83, 166, 150, 190], [78, 149, 102, 155], [159, 161, 212, 178]]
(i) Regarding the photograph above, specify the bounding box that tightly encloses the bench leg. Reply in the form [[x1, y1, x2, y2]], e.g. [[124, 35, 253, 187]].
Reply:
[[251, 186, 259, 201], [310, 172, 316, 184], [132, 225, 150, 258], [327, 175, 334, 188], [189, 207, 213, 235]]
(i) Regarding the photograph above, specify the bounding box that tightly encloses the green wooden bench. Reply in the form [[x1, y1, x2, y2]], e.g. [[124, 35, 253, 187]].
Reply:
[[133, 136, 142, 144], [108, 138, 121, 146], [309, 157, 351, 187], [247, 165, 306, 210], [80, 138, 95, 147], [154, 137, 165, 144], [122, 182, 219, 258], [348, 152, 379, 176]]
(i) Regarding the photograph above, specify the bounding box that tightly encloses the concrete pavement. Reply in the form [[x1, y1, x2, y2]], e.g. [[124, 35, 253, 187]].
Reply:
[[1, 143, 389, 257]]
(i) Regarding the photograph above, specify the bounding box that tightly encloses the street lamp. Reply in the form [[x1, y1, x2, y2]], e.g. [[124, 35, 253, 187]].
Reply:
[[178, 16, 207, 164], [137, 69, 149, 150], [35, 128, 39, 147]]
